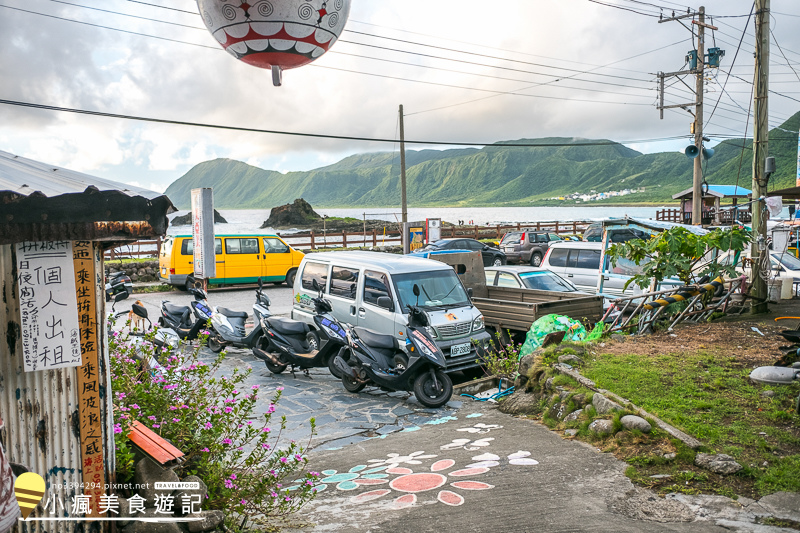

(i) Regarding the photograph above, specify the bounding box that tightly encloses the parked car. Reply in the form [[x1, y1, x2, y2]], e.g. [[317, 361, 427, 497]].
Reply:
[[499, 231, 562, 266], [485, 266, 586, 293], [582, 222, 650, 243], [412, 238, 506, 267], [291, 251, 490, 374], [159, 234, 304, 290]]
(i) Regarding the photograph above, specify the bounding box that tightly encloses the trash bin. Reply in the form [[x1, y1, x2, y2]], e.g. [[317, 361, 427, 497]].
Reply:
[[781, 278, 794, 300], [768, 279, 782, 303]]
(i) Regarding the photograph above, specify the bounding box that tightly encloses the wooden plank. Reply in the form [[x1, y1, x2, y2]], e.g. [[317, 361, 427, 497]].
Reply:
[[128, 421, 184, 465]]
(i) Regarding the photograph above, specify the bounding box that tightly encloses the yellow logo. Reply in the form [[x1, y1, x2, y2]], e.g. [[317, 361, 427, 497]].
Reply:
[[15, 472, 45, 519]]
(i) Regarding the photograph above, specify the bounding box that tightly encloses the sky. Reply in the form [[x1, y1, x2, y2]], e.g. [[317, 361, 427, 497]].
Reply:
[[1, 0, 799, 194]]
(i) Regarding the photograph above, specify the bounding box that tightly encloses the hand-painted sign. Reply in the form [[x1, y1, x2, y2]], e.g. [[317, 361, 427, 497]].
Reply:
[[73, 241, 106, 517], [16, 241, 81, 372], [409, 228, 425, 252], [191, 188, 216, 280]]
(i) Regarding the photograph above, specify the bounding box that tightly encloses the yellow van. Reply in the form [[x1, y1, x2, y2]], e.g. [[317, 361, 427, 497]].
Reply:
[[159, 234, 304, 290]]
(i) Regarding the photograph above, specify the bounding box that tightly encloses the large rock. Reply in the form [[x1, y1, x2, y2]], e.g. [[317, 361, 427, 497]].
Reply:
[[187, 510, 224, 533], [518, 348, 544, 379], [558, 354, 585, 366], [172, 475, 208, 516], [261, 198, 321, 229], [694, 453, 743, 475], [171, 210, 227, 226], [122, 508, 182, 533], [589, 419, 614, 435], [621, 415, 652, 433], [498, 391, 543, 415], [134, 458, 180, 506], [592, 393, 623, 415], [564, 409, 583, 422]]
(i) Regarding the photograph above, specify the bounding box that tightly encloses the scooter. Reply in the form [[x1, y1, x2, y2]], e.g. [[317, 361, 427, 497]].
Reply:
[[251, 279, 348, 376], [332, 284, 453, 409], [105, 271, 132, 302], [158, 287, 213, 341], [206, 279, 271, 353]]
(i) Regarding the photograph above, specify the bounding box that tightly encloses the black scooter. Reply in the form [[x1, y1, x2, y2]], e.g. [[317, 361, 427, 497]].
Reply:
[[105, 271, 132, 302], [252, 279, 348, 376], [158, 287, 213, 341], [206, 279, 272, 353], [332, 284, 453, 408]]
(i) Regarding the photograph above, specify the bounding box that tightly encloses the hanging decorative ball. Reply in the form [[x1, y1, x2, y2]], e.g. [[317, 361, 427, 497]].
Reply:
[[196, 0, 351, 86]]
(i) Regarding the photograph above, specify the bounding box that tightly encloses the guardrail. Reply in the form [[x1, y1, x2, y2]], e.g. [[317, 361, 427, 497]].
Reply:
[[102, 220, 594, 257]]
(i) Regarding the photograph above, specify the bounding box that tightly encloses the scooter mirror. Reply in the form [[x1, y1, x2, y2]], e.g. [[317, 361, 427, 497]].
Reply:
[[413, 284, 420, 297], [132, 304, 148, 319], [114, 292, 128, 303], [258, 277, 263, 289], [312, 279, 321, 292]]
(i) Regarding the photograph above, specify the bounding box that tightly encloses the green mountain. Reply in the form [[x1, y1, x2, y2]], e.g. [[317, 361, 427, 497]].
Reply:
[[164, 112, 800, 210]]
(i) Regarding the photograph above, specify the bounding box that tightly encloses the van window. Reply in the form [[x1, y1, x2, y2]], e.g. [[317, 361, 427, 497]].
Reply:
[[181, 238, 222, 255], [300, 262, 328, 291], [363, 270, 391, 306], [263, 237, 289, 254], [548, 248, 569, 267], [573, 249, 601, 270], [329, 266, 359, 300], [496, 273, 521, 288], [485, 271, 497, 285], [225, 238, 260, 255], [161, 238, 172, 257]]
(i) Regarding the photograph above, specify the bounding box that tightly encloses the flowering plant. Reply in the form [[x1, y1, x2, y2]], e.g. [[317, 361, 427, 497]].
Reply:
[[109, 321, 318, 521], [474, 331, 523, 381]]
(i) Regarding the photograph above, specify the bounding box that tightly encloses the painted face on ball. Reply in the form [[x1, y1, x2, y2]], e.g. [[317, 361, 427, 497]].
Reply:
[[197, 0, 351, 70]]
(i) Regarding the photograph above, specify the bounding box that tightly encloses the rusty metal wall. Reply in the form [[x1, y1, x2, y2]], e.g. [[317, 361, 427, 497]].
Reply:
[[0, 243, 108, 533]]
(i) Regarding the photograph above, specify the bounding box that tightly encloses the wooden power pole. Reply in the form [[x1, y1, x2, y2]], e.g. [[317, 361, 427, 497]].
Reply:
[[691, 6, 706, 226], [750, 0, 770, 313], [399, 105, 408, 224]]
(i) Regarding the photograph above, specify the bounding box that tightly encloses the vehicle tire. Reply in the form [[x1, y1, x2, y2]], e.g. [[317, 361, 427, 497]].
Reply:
[[530, 253, 543, 267], [413, 370, 453, 408], [285, 269, 297, 287], [492, 256, 504, 267], [272, 281, 283, 286], [157, 317, 165, 328], [265, 358, 287, 374], [327, 353, 342, 378], [207, 335, 224, 353], [184, 276, 196, 292], [393, 354, 409, 371], [342, 373, 366, 393], [306, 331, 320, 353]]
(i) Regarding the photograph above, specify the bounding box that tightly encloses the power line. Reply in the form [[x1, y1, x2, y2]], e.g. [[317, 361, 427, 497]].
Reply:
[[586, 0, 661, 18], [770, 28, 800, 85], [0, 98, 695, 147], [708, 3, 753, 124], [46, 0, 205, 29], [123, 0, 197, 15]]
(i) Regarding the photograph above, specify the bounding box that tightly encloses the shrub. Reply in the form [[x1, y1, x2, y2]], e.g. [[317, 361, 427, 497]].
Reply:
[[109, 322, 319, 523], [478, 331, 523, 381]]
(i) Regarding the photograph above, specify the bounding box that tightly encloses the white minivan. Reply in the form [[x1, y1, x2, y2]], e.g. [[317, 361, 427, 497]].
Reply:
[[291, 251, 489, 374]]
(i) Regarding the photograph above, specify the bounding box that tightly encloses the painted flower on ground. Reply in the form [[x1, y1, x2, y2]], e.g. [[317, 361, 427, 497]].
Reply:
[[440, 437, 494, 451], [287, 465, 390, 492], [366, 451, 438, 469], [456, 423, 503, 434]]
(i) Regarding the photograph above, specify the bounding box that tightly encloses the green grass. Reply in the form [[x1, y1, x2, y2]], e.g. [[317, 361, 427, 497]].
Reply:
[[133, 284, 176, 294], [106, 257, 157, 264], [581, 350, 800, 497]]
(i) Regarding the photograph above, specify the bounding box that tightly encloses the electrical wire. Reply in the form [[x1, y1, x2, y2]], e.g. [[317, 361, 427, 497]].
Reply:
[[708, 3, 754, 124], [46, 0, 203, 29], [771, 28, 800, 84], [123, 0, 197, 15], [0, 97, 697, 147]]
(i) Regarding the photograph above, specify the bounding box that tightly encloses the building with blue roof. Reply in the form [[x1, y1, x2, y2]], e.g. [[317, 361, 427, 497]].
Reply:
[[660, 184, 753, 225]]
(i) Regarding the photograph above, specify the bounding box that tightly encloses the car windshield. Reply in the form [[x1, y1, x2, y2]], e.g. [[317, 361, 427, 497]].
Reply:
[[518, 271, 577, 291], [393, 270, 470, 309], [772, 252, 800, 271], [501, 232, 522, 244], [422, 240, 449, 251]]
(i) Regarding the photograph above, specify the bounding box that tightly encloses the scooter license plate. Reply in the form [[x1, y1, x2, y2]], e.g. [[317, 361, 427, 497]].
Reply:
[[450, 343, 471, 356]]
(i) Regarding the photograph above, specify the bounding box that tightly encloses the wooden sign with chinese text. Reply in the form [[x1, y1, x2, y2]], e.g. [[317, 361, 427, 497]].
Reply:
[[73, 241, 105, 517]]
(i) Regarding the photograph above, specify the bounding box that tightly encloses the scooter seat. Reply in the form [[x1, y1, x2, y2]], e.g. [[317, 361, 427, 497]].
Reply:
[[268, 317, 309, 336], [218, 307, 248, 319], [354, 327, 398, 350], [164, 303, 190, 317]]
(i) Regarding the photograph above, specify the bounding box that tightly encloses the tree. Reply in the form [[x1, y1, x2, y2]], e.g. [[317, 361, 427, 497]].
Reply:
[[607, 225, 752, 289]]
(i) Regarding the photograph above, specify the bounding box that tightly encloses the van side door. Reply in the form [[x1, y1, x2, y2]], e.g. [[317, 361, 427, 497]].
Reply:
[[564, 248, 601, 292], [358, 270, 397, 335], [328, 265, 361, 326], [223, 237, 261, 284], [262, 237, 293, 283]]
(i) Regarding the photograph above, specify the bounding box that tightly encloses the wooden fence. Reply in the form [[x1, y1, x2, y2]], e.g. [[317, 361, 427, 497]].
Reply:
[[102, 221, 594, 257]]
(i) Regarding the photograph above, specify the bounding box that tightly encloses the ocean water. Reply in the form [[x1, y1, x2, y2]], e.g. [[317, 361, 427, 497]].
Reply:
[[166, 205, 663, 235]]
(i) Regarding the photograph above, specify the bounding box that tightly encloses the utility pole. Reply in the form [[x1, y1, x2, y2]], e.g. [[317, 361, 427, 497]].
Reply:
[[750, 0, 770, 314], [691, 6, 706, 226], [657, 7, 720, 225], [399, 105, 408, 224]]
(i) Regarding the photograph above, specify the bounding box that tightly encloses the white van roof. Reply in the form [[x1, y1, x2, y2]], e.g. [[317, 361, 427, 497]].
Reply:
[[302, 251, 454, 274], [550, 241, 603, 250]]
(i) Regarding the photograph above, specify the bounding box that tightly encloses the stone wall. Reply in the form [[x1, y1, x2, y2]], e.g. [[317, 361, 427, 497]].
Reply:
[[107, 260, 160, 283]]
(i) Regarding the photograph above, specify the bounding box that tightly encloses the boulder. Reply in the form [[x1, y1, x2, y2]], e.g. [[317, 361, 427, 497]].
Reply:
[[589, 419, 614, 435], [134, 458, 180, 506], [187, 510, 224, 533], [518, 348, 544, 379], [620, 415, 652, 433], [498, 391, 543, 415], [760, 390, 775, 398], [172, 476, 208, 516], [592, 393, 623, 415], [564, 409, 583, 422], [171, 210, 228, 226], [564, 429, 578, 436], [558, 354, 585, 366], [694, 453, 743, 475], [571, 393, 588, 409], [261, 198, 320, 229]]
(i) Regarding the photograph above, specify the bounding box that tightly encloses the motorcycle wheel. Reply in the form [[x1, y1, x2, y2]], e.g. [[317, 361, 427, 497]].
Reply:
[[207, 335, 224, 353], [306, 331, 320, 352], [327, 353, 342, 378], [413, 370, 453, 408], [342, 373, 366, 393], [265, 358, 286, 374], [393, 354, 409, 371]]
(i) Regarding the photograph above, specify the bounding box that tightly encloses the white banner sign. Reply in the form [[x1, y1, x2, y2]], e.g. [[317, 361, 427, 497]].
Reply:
[[191, 188, 216, 280], [427, 218, 441, 242], [16, 241, 81, 372]]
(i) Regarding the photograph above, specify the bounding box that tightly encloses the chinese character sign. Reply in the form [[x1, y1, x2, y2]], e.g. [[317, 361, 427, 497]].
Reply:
[[427, 218, 442, 242], [191, 188, 216, 280], [16, 241, 81, 372]]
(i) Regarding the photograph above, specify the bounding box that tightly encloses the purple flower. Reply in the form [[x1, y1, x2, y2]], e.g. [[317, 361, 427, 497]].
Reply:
[[280, 457, 288, 463], [276, 386, 284, 391], [224, 407, 233, 413], [240, 499, 247, 505], [148, 416, 157, 421], [230, 474, 237, 480], [294, 454, 302, 462], [172, 418, 180, 423], [113, 424, 123, 434], [262, 427, 271, 433], [222, 438, 232, 445], [251, 385, 260, 390], [201, 447, 210, 452], [261, 443, 270, 449], [204, 422, 213, 430], [153, 424, 160, 428], [224, 479, 233, 489]]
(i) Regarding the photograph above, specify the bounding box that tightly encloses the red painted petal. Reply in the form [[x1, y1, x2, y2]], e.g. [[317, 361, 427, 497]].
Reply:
[[449, 467, 489, 477], [392, 494, 417, 509], [437, 490, 465, 506], [451, 481, 494, 490], [350, 489, 391, 503], [431, 459, 455, 472], [386, 467, 413, 475], [353, 479, 388, 485]]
